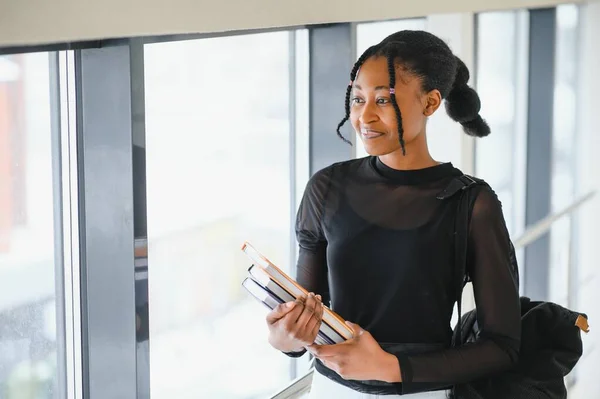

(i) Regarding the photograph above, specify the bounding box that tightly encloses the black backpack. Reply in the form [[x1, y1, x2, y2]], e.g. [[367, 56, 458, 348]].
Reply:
[[438, 174, 590, 399]]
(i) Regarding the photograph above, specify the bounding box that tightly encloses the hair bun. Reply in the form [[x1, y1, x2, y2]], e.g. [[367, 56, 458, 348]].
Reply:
[[459, 115, 491, 137], [445, 85, 480, 123], [444, 84, 490, 137], [453, 57, 470, 87]]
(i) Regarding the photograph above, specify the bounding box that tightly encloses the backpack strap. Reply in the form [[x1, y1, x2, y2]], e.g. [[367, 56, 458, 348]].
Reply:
[[437, 174, 484, 347], [436, 174, 479, 201]]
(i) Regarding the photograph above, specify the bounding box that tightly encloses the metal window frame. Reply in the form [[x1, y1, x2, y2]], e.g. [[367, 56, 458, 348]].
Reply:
[[308, 23, 356, 175], [74, 45, 138, 398], [51, 49, 86, 399], [524, 7, 557, 301]]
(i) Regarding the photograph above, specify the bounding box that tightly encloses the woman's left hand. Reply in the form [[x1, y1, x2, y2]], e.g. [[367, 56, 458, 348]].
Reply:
[[306, 322, 401, 382]]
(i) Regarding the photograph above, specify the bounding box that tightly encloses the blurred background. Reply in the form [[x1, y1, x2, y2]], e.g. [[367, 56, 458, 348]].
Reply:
[[1, 1, 599, 398]]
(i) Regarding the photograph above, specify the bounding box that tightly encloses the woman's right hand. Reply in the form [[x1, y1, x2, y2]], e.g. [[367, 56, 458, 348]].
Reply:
[[266, 293, 324, 353]]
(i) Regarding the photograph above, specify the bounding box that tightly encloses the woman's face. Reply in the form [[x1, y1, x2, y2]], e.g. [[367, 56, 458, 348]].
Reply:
[[350, 56, 438, 157]]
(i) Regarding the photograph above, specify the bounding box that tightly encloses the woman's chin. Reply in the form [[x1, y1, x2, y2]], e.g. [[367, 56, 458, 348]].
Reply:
[[360, 142, 397, 157]]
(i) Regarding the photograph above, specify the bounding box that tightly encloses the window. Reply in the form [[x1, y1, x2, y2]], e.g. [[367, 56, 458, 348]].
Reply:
[[355, 19, 427, 159], [0, 53, 59, 398], [144, 31, 298, 398], [474, 11, 529, 240], [549, 4, 581, 306]]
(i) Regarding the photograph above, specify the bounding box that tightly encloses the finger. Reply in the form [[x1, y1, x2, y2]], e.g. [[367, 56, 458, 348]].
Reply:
[[307, 342, 343, 358], [283, 298, 307, 324], [266, 301, 297, 324], [345, 321, 365, 337], [305, 301, 324, 334], [308, 319, 322, 343], [275, 299, 305, 330], [295, 293, 318, 326], [317, 298, 324, 319], [306, 343, 322, 357]]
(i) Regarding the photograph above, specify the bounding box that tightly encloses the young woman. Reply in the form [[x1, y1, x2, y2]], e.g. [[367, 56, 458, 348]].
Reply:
[[265, 30, 521, 398]]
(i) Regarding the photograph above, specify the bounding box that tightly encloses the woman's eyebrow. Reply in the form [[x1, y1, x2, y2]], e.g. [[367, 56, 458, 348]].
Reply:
[[353, 84, 390, 91]]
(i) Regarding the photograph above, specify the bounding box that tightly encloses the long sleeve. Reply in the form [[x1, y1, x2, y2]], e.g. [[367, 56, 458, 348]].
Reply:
[[396, 187, 521, 394], [295, 168, 332, 304], [283, 168, 331, 358]]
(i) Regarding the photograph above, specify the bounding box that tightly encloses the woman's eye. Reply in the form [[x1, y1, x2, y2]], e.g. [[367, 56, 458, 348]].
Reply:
[[376, 98, 390, 104], [351, 97, 363, 104]]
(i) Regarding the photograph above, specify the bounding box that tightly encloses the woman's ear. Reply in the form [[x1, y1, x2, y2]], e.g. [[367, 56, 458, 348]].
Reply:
[[423, 89, 442, 116]]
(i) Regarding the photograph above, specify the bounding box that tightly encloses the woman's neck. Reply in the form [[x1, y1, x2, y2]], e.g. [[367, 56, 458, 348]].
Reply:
[[378, 142, 438, 171], [378, 153, 438, 170]]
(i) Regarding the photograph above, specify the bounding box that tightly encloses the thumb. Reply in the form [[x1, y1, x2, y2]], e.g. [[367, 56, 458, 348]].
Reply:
[[345, 321, 365, 337], [266, 301, 297, 324]]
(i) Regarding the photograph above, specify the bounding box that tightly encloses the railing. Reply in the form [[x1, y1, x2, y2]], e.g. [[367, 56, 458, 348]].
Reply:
[[513, 191, 596, 250], [270, 368, 315, 399], [268, 190, 597, 399]]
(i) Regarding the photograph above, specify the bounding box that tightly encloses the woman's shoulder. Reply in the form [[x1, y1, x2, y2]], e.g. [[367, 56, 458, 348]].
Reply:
[[310, 157, 371, 184], [455, 174, 505, 219], [438, 170, 503, 214], [303, 157, 371, 202]]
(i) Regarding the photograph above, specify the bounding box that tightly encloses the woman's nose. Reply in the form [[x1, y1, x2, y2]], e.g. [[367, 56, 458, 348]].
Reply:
[[359, 103, 378, 124]]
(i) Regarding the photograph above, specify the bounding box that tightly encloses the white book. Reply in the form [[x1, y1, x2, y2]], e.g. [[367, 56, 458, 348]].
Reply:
[[241, 277, 333, 346], [247, 264, 346, 344], [248, 264, 295, 303], [241, 241, 354, 342]]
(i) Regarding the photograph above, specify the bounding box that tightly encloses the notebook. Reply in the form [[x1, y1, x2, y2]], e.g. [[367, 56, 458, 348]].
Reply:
[[240, 241, 354, 344], [241, 277, 336, 345]]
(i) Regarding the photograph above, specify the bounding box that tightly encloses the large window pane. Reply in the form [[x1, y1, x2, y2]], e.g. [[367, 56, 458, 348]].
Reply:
[[144, 31, 294, 398], [475, 11, 529, 239], [0, 53, 59, 398], [355, 19, 427, 159], [549, 4, 580, 307]]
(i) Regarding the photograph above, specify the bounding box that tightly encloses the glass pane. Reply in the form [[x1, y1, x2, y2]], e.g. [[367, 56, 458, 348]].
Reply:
[[145, 32, 293, 398], [475, 11, 528, 238], [549, 4, 580, 306], [355, 19, 427, 159], [0, 53, 59, 398]]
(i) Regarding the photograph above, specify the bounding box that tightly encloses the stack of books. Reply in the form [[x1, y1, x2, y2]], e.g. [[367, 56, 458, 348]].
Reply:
[[240, 241, 353, 345]]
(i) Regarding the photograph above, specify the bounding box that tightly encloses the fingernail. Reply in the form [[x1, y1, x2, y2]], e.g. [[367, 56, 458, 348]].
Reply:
[[286, 302, 296, 308], [316, 294, 322, 301]]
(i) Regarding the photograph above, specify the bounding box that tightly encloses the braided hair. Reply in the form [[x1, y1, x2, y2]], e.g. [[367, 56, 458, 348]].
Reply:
[[336, 44, 379, 145], [338, 30, 490, 154]]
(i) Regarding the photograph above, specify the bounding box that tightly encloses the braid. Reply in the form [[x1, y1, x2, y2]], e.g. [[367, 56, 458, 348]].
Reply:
[[381, 30, 490, 138], [338, 30, 490, 151], [386, 53, 405, 155], [336, 46, 378, 145], [336, 84, 353, 145]]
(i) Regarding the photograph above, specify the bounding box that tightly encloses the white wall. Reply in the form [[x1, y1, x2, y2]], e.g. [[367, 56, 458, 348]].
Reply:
[[0, 0, 589, 47]]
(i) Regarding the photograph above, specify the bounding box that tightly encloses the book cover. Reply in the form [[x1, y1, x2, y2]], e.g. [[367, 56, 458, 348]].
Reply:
[[241, 241, 354, 341]]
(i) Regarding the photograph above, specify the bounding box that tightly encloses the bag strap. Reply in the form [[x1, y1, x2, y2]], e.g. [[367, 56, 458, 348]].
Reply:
[[437, 174, 480, 347]]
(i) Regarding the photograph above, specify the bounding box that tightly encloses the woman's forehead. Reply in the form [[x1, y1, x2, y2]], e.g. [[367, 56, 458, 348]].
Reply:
[[354, 57, 417, 88]]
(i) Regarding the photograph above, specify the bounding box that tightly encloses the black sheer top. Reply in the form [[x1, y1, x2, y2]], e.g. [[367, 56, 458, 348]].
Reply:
[[292, 156, 520, 395]]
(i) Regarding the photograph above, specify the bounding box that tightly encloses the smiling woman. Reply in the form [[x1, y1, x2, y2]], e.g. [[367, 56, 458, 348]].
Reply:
[[263, 29, 520, 399], [340, 30, 489, 170], [348, 57, 437, 161]]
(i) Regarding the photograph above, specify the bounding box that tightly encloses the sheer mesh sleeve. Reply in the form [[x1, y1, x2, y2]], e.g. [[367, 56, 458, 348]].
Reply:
[[396, 187, 521, 394], [283, 168, 332, 358]]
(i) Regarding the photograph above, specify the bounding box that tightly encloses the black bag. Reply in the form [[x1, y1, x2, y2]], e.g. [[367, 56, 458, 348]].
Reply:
[[438, 175, 590, 399]]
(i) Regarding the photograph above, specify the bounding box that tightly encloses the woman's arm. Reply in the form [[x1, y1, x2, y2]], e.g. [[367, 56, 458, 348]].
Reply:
[[393, 186, 521, 394], [282, 168, 332, 357]]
